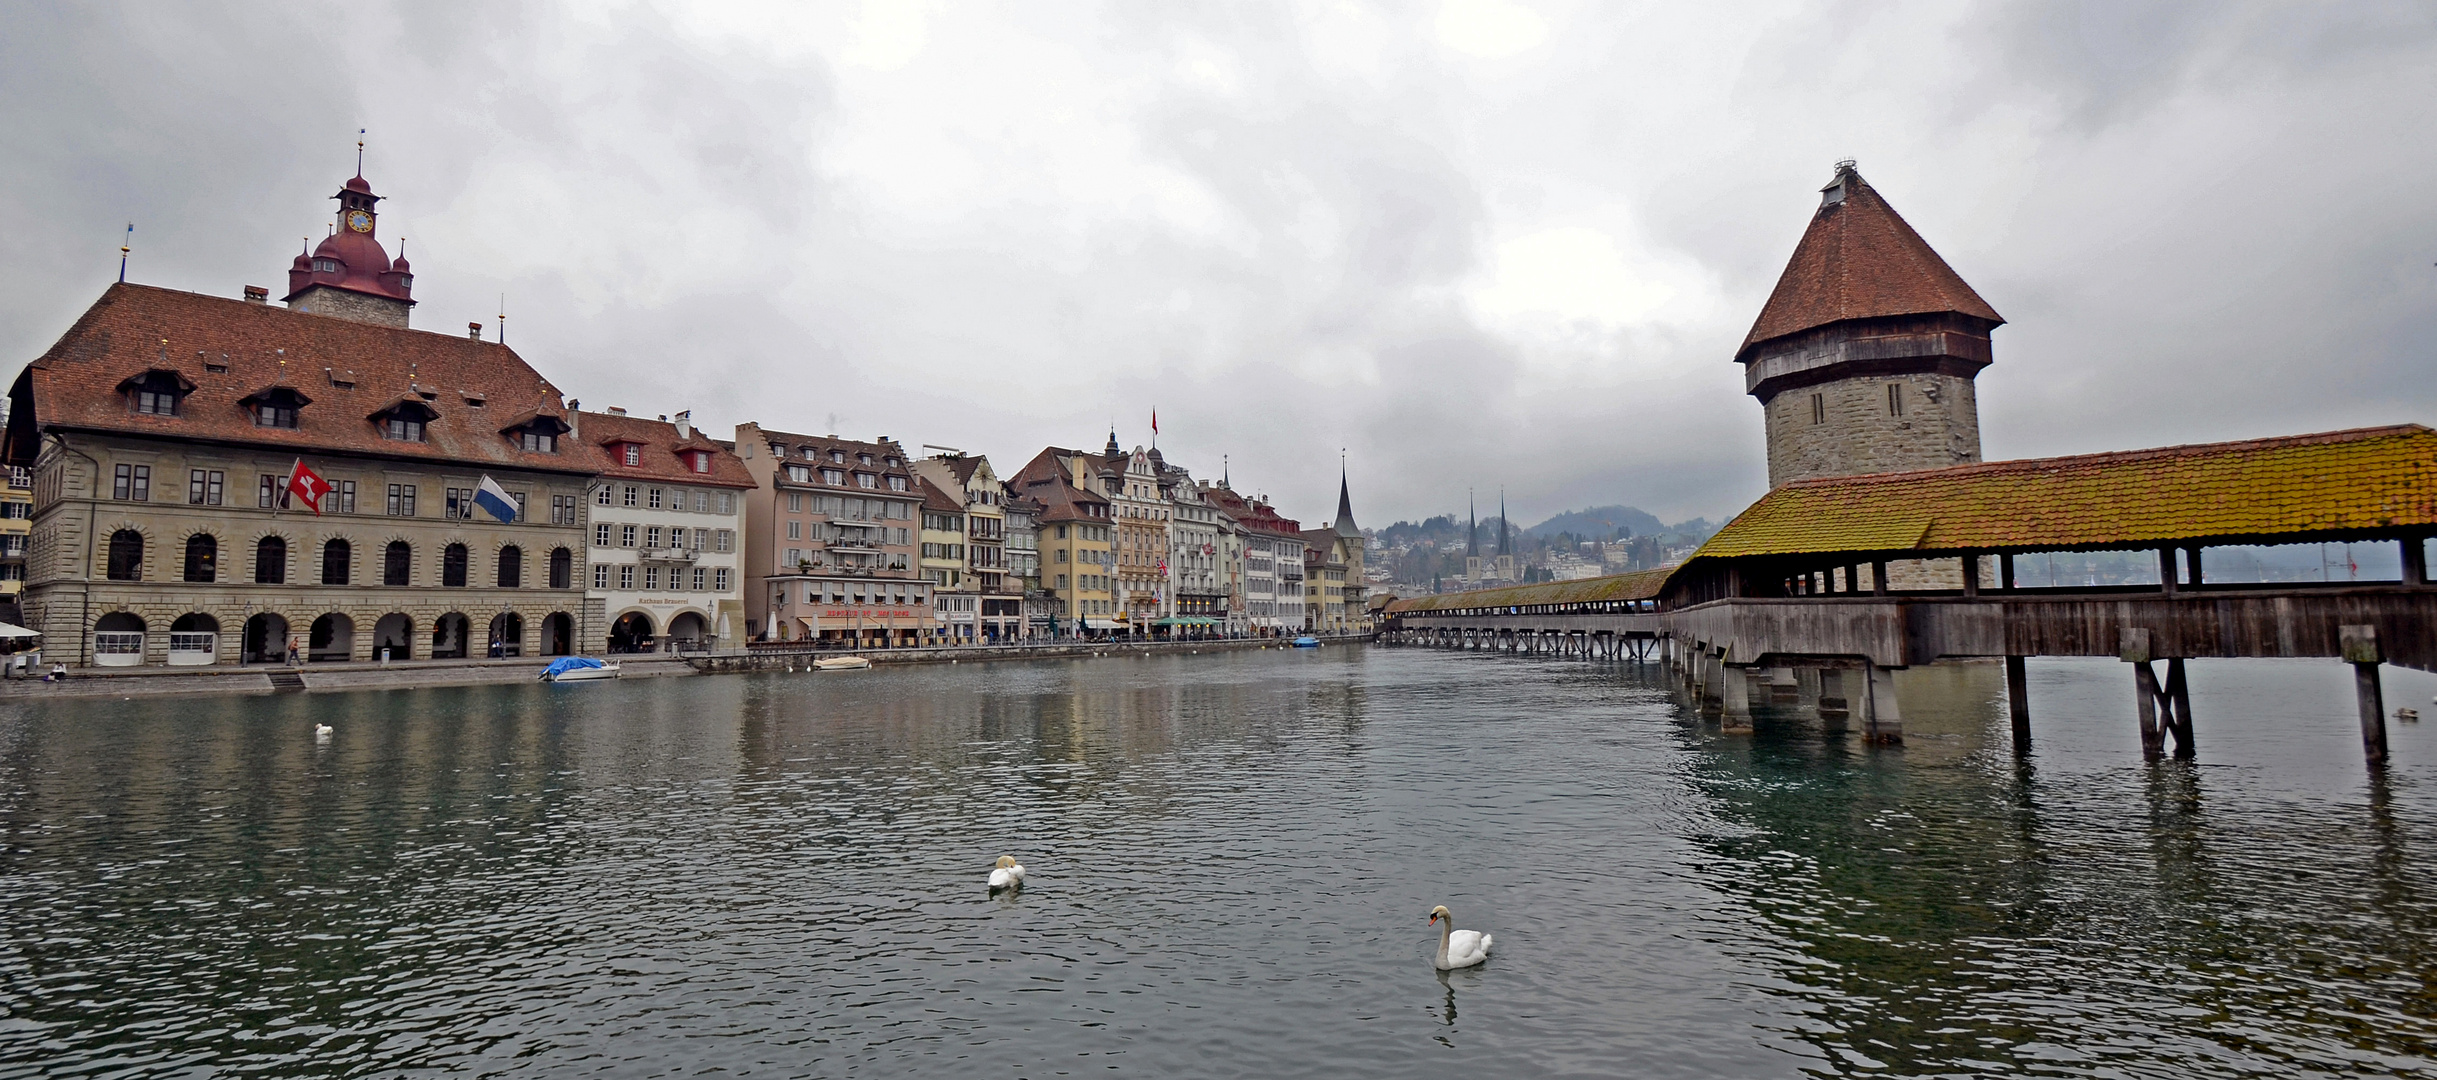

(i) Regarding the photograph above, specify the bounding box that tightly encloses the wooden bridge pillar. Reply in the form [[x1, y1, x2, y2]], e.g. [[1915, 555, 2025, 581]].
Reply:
[[1769, 667, 1799, 704], [2344, 625, 2390, 767], [1861, 662, 1903, 744], [1721, 665, 1754, 733], [2005, 655, 2032, 755]]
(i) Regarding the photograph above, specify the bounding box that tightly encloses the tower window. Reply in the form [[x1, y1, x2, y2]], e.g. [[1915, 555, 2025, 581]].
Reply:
[[1887, 384, 1904, 417], [1810, 393, 1824, 425]]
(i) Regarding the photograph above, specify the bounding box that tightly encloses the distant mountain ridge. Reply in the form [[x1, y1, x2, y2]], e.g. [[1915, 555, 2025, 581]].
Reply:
[[1522, 504, 1666, 539]]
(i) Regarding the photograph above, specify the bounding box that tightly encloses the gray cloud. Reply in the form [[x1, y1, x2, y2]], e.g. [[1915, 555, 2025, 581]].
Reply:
[[4, 1, 2432, 530]]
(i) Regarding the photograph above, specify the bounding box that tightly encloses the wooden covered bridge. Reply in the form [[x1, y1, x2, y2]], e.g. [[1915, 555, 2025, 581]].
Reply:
[[1383, 424, 2437, 768]]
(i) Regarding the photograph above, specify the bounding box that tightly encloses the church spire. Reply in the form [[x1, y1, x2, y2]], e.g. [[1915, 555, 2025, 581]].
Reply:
[[1332, 458, 1360, 537]]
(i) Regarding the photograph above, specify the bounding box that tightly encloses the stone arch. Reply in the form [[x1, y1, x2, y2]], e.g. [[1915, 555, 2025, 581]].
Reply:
[[541, 612, 574, 656], [94, 609, 146, 665], [168, 612, 220, 666], [496, 544, 523, 588], [307, 612, 354, 662], [182, 532, 219, 583], [609, 609, 655, 653], [254, 533, 290, 584], [372, 613, 413, 660], [442, 542, 470, 587], [383, 539, 413, 586], [486, 612, 524, 658], [667, 610, 711, 649], [430, 611, 470, 659], [241, 612, 290, 664], [548, 547, 573, 590]]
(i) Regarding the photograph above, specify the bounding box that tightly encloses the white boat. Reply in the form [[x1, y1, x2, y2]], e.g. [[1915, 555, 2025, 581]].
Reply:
[[814, 655, 873, 671], [541, 657, 621, 682]]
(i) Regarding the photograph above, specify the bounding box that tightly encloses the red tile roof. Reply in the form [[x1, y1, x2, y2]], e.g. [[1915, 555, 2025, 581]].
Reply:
[[1694, 424, 2437, 559], [917, 475, 962, 514], [1741, 166, 2003, 353], [8, 283, 580, 472], [575, 410, 754, 489]]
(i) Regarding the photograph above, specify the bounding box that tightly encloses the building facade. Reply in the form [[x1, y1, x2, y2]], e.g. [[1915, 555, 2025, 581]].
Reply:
[[733, 424, 934, 646], [915, 476, 976, 641], [1012, 447, 1116, 634], [578, 408, 750, 653], [914, 453, 1021, 642], [1108, 443, 1170, 629], [1, 170, 596, 666]]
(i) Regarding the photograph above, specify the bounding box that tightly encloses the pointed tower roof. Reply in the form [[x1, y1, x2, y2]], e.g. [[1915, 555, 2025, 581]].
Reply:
[[1738, 162, 2001, 357], [1332, 465, 1361, 538]]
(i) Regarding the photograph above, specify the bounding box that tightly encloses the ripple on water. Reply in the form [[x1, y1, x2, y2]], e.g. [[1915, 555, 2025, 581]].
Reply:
[[0, 650, 2433, 1077]]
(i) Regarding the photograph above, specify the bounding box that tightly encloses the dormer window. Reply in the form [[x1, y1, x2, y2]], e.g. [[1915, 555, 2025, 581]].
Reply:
[[820, 468, 844, 485], [622, 444, 642, 466], [120, 370, 193, 417], [830, 450, 845, 463], [313, 257, 342, 273], [856, 473, 877, 489], [858, 453, 873, 466], [241, 386, 311, 429], [687, 450, 713, 474], [499, 415, 567, 454], [888, 475, 908, 491], [787, 464, 812, 483], [369, 398, 438, 443], [801, 447, 817, 460]]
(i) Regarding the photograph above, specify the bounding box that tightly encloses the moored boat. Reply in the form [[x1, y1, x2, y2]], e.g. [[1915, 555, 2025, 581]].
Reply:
[[815, 655, 873, 671], [541, 657, 621, 682], [1292, 635, 1321, 648]]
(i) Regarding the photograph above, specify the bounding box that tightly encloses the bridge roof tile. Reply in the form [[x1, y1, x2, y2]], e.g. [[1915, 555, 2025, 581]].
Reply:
[[1695, 424, 2437, 559], [1385, 566, 1674, 614]]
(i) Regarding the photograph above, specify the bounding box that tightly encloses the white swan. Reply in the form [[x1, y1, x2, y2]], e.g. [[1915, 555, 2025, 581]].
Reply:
[[1429, 905, 1492, 970], [987, 855, 1026, 891], [314, 723, 334, 739]]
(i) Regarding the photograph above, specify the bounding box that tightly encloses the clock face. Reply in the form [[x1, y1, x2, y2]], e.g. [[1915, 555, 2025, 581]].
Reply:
[[346, 210, 373, 233]]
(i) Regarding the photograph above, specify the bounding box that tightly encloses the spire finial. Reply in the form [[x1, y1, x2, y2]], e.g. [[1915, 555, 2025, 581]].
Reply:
[[497, 294, 506, 345], [356, 128, 366, 176], [118, 222, 133, 283]]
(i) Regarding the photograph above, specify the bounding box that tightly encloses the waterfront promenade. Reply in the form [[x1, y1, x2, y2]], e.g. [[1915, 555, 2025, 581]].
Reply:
[[0, 634, 1369, 698]]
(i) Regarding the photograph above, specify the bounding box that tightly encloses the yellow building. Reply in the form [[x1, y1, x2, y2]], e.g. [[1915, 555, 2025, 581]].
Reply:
[[1012, 447, 1117, 636], [0, 466, 29, 603]]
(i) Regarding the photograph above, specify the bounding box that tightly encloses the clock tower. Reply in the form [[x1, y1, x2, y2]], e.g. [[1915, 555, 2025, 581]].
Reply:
[[282, 171, 417, 329]]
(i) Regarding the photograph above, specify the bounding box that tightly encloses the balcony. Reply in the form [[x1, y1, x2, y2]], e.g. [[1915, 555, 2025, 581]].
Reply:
[[641, 547, 698, 564]]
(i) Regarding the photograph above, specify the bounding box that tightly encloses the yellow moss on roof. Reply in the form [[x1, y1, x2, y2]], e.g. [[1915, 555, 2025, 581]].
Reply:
[[1694, 425, 2437, 561], [1385, 566, 1674, 614]]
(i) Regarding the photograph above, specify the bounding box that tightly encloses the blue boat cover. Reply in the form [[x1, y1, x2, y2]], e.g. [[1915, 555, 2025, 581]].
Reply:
[[542, 657, 608, 679]]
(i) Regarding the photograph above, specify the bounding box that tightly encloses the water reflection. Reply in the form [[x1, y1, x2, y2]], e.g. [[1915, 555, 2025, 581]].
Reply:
[[0, 650, 2432, 1077]]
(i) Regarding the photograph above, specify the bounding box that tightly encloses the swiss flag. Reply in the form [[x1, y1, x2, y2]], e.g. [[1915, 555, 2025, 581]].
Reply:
[[286, 459, 331, 515]]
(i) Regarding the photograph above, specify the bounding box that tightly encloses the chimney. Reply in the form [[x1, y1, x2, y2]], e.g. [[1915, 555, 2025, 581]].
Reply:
[[607, 407, 626, 416], [673, 410, 692, 439], [467, 322, 483, 341], [242, 285, 268, 304]]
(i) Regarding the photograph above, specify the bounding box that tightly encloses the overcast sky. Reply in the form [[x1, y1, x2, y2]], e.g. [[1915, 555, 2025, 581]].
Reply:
[[4, 2, 2432, 528]]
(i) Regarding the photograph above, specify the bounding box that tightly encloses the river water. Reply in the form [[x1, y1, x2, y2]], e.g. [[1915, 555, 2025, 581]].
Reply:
[[3, 646, 2435, 1077]]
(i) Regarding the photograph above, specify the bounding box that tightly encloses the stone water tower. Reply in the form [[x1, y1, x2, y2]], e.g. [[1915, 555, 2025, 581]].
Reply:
[[1740, 162, 2004, 488]]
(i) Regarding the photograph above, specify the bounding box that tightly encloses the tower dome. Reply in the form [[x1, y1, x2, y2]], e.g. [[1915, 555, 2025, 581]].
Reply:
[[1741, 162, 2003, 487], [281, 170, 416, 328]]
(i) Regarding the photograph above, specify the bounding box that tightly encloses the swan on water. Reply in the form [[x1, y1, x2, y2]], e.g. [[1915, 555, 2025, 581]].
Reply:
[[1429, 905, 1492, 970], [314, 723, 334, 738], [988, 855, 1026, 891]]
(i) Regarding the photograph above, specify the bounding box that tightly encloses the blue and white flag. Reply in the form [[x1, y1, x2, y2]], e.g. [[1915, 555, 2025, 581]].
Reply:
[[473, 475, 520, 523]]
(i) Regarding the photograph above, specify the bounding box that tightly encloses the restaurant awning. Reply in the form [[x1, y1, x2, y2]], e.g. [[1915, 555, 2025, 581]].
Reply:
[[1083, 619, 1124, 630], [0, 623, 41, 639]]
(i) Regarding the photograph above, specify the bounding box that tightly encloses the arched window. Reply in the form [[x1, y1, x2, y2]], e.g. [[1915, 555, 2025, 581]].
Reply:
[[549, 547, 572, 589], [497, 545, 522, 588], [321, 539, 350, 585], [442, 543, 468, 587], [384, 540, 412, 586], [106, 530, 143, 580], [183, 533, 216, 582], [253, 536, 286, 584]]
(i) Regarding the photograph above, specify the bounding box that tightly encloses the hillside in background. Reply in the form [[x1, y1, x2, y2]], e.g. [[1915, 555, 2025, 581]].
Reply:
[[1522, 504, 1664, 539]]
